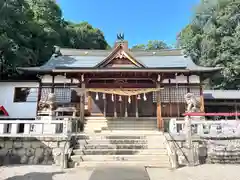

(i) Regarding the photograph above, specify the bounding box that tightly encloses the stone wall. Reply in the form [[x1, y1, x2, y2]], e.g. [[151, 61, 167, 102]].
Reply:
[[0, 137, 72, 166], [169, 137, 240, 166], [202, 137, 240, 164]]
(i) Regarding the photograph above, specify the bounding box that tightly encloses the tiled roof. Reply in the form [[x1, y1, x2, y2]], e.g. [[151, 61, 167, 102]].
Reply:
[[203, 90, 240, 99], [18, 48, 221, 72]]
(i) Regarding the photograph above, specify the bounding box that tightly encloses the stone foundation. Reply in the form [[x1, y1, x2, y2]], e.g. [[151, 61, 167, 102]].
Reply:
[[168, 136, 240, 166], [0, 137, 71, 166]]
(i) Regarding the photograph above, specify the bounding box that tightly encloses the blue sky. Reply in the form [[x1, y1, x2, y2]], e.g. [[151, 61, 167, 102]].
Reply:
[[56, 0, 199, 47]]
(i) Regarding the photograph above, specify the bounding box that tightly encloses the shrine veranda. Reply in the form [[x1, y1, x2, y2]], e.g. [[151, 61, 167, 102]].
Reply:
[[4, 38, 224, 131]]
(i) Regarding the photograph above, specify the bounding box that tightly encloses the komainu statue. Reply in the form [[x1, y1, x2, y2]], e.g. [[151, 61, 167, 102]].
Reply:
[[38, 93, 57, 112], [184, 93, 201, 113]]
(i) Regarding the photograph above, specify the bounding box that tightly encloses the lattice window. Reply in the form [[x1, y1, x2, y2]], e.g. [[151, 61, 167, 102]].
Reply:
[[170, 86, 187, 102], [160, 87, 170, 102], [54, 87, 71, 103], [152, 92, 157, 103], [170, 87, 177, 102], [189, 86, 200, 97], [41, 87, 71, 103]]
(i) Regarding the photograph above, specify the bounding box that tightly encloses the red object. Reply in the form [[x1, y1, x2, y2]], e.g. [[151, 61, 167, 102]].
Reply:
[[183, 112, 240, 116], [0, 105, 9, 116]]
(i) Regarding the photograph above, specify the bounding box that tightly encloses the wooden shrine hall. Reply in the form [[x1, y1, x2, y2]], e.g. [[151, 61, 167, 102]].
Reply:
[[19, 34, 221, 130]]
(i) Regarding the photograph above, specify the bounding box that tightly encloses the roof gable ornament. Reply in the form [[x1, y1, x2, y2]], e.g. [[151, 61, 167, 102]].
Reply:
[[53, 45, 62, 57], [117, 33, 124, 41]]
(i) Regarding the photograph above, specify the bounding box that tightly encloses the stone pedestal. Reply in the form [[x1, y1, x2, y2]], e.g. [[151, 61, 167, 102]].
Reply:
[[185, 116, 195, 166]]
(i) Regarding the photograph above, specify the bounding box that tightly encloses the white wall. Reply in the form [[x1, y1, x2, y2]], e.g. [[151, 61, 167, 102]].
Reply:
[[0, 82, 39, 119], [41, 75, 79, 84]]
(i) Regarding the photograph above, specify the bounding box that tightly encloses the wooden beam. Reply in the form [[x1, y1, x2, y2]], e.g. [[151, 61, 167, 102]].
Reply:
[[87, 92, 92, 115], [36, 79, 42, 115], [80, 80, 85, 124], [187, 75, 190, 93], [200, 85, 205, 112], [114, 95, 117, 118], [157, 83, 163, 130], [103, 93, 106, 117], [87, 83, 155, 88], [51, 75, 55, 93]]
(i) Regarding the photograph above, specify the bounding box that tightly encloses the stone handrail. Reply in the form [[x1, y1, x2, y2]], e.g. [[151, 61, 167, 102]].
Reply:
[[163, 134, 179, 169], [0, 118, 74, 137], [169, 118, 240, 136]]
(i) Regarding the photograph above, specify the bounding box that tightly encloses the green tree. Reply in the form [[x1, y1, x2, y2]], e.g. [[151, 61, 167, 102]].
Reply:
[[64, 21, 108, 49], [178, 0, 240, 89], [0, 0, 38, 78], [0, 0, 109, 79], [131, 40, 169, 50]]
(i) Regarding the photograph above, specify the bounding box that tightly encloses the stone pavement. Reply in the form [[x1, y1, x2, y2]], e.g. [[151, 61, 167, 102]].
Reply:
[[89, 166, 149, 180], [147, 164, 240, 180], [1, 164, 240, 180]]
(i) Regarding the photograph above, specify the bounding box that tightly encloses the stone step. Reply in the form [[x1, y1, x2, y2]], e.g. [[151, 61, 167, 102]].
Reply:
[[84, 126, 157, 132], [84, 122, 157, 127], [72, 131, 164, 139], [73, 148, 168, 155], [79, 139, 148, 144], [93, 130, 163, 135], [85, 121, 157, 125], [75, 143, 149, 150], [74, 161, 170, 168], [84, 126, 157, 129], [85, 117, 157, 121], [71, 154, 170, 162], [85, 124, 157, 128]]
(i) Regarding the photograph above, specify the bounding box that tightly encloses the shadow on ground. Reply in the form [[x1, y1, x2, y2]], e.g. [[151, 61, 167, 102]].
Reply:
[[4, 172, 64, 180], [89, 166, 150, 180]]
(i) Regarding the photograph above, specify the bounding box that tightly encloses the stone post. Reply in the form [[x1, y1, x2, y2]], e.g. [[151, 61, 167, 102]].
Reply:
[[185, 116, 195, 166]]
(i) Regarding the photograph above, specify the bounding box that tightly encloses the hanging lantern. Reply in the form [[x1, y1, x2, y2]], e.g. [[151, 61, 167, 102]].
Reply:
[[111, 94, 114, 102], [95, 92, 99, 100], [119, 95, 122, 102], [102, 93, 106, 100], [128, 96, 131, 104], [143, 93, 147, 101], [137, 94, 141, 100]]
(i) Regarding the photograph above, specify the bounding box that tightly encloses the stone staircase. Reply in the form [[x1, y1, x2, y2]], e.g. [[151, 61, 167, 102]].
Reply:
[[84, 117, 158, 133], [70, 117, 171, 168]]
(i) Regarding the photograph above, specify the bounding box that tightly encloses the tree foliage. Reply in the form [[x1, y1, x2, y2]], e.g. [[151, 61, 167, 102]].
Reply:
[[131, 40, 170, 50], [0, 0, 108, 79], [178, 0, 240, 89]]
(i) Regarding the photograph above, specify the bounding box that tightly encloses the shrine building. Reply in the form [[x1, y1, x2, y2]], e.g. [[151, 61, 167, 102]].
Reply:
[[17, 36, 221, 131]]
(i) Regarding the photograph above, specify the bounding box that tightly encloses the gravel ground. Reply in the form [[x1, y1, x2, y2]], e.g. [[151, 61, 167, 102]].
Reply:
[[1, 164, 240, 180]]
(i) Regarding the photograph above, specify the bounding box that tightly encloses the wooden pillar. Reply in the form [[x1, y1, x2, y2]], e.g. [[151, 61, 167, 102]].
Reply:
[[114, 95, 117, 118], [80, 75, 85, 124], [200, 83, 205, 112], [125, 96, 128, 118], [36, 77, 42, 115], [103, 93, 107, 117], [87, 92, 92, 114], [157, 82, 163, 130], [51, 75, 55, 93], [187, 75, 190, 93], [235, 100, 238, 120], [135, 95, 139, 118], [168, 79, 172, 117]]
